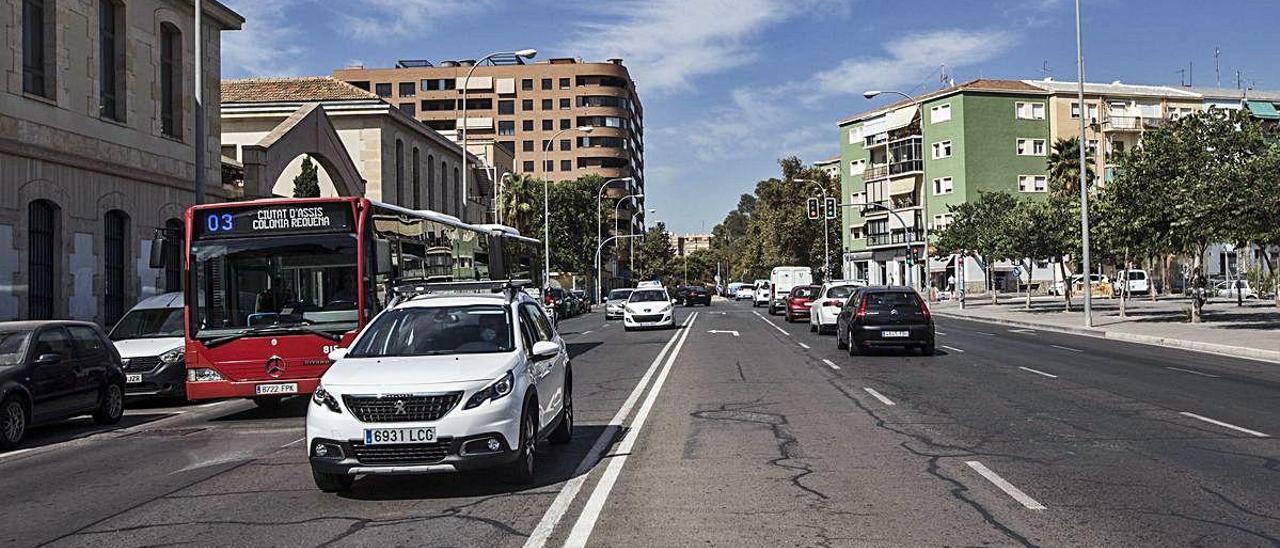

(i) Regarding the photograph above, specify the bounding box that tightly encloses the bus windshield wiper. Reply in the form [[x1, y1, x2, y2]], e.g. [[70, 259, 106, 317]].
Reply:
[[201, 324, 341, 348]]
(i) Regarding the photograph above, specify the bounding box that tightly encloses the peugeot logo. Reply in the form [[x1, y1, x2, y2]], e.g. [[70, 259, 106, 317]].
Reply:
[[890, 309, 899, 316], [265, 357, 285, 378], [393, 400, 407, 415]]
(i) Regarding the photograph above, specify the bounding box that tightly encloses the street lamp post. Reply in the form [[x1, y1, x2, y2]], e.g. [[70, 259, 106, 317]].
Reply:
[[541, 125, 594, 290], [1074, 0, 1094, 328], [595, 233, 642, 299], [614, 192, 643, 279], [863, 89, 930, 296], [635, 208, 655, 274], [796, 178, 830, 282], [596, 177, 634, 302], [460, 49, 537, 217]]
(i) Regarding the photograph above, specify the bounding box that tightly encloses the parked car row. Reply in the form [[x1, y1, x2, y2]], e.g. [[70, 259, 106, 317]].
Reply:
[[541, 287, 592, 320]]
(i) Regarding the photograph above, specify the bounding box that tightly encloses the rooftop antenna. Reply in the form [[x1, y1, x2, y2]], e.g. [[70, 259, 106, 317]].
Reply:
[[1040, 60, 1052, 79], [938, 64, 952, 88], [1236, 70, 1242, 90], [1189, 61, 1194, 87], [1176, 68, 1187, 87], [1214, 47, 1221, 87]]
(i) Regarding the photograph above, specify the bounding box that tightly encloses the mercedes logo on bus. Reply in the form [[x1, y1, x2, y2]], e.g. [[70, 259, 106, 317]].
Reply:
[[265, 356, 285, 378]]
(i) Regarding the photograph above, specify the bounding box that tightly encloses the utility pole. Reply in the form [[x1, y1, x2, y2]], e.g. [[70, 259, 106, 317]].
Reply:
[[1214, 47, 1221, 88], [1075, 0, 1093, 328], [193, 0, 204, 205]]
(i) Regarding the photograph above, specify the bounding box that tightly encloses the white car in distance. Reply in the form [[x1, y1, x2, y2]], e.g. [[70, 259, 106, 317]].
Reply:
[[307, 284, 572, 493], [623, 288, 675, 331], [604, 288, 634, 320], [810, 282, 863, 334]]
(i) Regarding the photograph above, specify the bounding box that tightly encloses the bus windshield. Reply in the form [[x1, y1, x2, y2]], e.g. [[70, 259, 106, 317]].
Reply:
[[190, 234, 360, 340]]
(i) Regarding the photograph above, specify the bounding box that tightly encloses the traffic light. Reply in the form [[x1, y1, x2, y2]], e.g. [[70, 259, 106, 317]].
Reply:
[[806, 197, 819, 220], [824, 197, 837, 219]]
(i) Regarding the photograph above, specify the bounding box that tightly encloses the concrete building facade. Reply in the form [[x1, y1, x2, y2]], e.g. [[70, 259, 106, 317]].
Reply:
[[0, 0, 242, 324]]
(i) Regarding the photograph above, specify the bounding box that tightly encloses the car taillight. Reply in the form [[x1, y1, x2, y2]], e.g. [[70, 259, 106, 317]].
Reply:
[[916, 294, 931, 321], [854, 296, 867, 320]]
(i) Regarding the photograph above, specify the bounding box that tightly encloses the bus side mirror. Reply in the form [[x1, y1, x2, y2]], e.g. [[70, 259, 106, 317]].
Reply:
[[375, 239, 393, 274], [149, 237, 169, 269]]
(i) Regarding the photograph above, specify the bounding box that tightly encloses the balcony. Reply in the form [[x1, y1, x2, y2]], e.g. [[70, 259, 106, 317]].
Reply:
[[866, 230, 921, 247], [889, 159, 923, 176], [862, 164, 889, 180], [1100, 115, 1166, 132]]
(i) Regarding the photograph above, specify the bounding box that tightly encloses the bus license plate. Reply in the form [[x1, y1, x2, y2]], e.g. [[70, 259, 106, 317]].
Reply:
[[255, 383, 298, 395], [882, 330, 909, 338], [125, 374, 143, 384], [365, 427, 436, 445]]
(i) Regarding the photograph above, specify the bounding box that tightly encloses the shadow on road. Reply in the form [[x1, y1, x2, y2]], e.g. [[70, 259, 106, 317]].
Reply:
[[340, 424, 624, 501], [210, 396, 309, 422], [3, 412, 176, 454], [565, 341, 603, 359]]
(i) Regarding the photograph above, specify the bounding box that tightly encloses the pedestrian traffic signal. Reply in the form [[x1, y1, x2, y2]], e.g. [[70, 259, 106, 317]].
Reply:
[[824, 197, 837, 220], [806, 197, 820, 220]]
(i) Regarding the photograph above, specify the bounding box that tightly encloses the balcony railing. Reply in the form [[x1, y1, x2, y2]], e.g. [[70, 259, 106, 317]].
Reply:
[[862, 164, 889, 180], [889, 159, 923, 176], [1100, 115, 1167, 132], [866, 231, 921, 247]]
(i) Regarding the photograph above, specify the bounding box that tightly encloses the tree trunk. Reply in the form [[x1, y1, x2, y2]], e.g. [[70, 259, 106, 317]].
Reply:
[[1149, 255, 1159, 302], [1059, 259, 1072, 312], [1191, 243, 1209, 323], [1119, 250, 1129, 318], [989, 261, 998, 305], [1025, 261, 1034, 310]]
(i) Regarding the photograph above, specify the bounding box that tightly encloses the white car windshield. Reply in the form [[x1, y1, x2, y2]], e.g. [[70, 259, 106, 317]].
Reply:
[[629, 290, 669, 303], [608, 289, 633, 301], [348, 305, 514, 357]]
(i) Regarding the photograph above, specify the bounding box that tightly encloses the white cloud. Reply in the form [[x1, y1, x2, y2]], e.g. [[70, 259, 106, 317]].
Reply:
[[221, 0, 308, 77], [561, 0, 836, 95], [343, 0, 490, 41], [677, 28, 1019, 162]]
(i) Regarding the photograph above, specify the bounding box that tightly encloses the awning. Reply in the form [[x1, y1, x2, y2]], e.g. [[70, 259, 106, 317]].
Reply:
[[884, 105, 919, 132], [929, 257, 952, 273], [1246, 100, 1280, 119], [845, 251, 873, 261], [888, 177, 916, 196]]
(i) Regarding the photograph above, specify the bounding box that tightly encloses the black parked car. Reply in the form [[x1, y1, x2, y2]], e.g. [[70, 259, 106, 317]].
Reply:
[[0, 321, 127, 449], [683, 285, 712, 306], [835, 286, 934, 356]]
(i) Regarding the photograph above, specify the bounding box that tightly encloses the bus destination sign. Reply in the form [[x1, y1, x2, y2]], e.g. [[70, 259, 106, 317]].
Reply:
[[195, 202, 354, 239]]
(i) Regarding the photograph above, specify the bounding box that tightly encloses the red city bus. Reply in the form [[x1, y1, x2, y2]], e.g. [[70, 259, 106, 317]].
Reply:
[[176, 197, 541, 405]]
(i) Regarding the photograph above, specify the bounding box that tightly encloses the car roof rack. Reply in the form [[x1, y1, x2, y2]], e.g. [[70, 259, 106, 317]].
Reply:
[[388, 279, 534, 306]]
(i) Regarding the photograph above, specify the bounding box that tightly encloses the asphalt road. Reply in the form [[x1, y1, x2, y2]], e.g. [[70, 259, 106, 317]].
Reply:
[[2, 299, 1277, 547]]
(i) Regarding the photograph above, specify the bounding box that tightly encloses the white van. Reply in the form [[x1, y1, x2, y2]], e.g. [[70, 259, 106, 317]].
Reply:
[[768, 267, 813, 315], [1111, 269, 1150, 297], [108, 292, 186, 399]]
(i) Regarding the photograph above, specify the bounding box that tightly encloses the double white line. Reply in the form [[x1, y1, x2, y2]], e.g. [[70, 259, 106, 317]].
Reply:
[[525, 312, 700, 548]]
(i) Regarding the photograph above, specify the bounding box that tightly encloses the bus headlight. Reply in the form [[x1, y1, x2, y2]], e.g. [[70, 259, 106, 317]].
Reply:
[[187, 368, 223, 382]]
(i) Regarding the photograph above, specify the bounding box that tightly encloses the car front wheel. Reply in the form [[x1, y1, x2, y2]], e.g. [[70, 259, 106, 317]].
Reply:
[[0, 397, 27, 450], [505, 403, 538, 484], [549, 380, 573, 445], [93, 383, 125, 425]]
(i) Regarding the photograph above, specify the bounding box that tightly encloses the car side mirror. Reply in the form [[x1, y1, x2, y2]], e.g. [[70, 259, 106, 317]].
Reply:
[[327, 348, 348, 362], [531, 340, 560, 360], [34, 352, 62, 366]]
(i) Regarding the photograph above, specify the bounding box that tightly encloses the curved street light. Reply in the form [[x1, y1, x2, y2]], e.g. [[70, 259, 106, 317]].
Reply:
[[542, 125, 594, 288], [596, 177, 634, 301], [460, 49, 537, 219]]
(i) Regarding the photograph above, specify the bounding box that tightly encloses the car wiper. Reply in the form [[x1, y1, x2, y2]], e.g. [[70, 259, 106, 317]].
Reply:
[[201, 324, 341, 348]]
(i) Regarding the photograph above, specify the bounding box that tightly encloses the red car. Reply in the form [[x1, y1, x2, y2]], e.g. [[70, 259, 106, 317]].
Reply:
[[784, 285, 820, 322]]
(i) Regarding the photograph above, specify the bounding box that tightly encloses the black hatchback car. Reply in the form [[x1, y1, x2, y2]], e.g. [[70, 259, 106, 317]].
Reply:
[[683, 285, 712, 306], [0, 321, 127, 449], [835, 287, 934, 355]]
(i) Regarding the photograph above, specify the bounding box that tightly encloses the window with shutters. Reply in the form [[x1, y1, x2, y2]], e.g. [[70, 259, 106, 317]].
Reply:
[[99, 0, 126, 121], [28, 200, 59, 319], [104, 210, 129, 325], [164, 218, 183, 292], [159, 23, 182, 138]]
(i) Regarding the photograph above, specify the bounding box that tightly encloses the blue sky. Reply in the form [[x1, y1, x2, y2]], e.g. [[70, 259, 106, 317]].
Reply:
[[220, 0, 1280, 234]]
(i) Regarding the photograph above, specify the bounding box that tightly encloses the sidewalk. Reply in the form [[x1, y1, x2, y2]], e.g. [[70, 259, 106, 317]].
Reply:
[[930, 294, 1280, 364]]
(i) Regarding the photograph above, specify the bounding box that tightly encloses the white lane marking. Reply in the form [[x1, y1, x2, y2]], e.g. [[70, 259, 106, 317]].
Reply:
[[564, 312, 700, 547], [1008, 328, 1037, 334], [707, 330, 740, 336], [941, 345, 966, 353], [863, 387, 895, 406], [582, 330, 593, 335], [1166, 366, 1220, 378], [1050, 344, 1082, 353], [281, 437, 305, 448], [751, 310, 790, 335], [935, 330, 947, 336], [524, 313, 694, 548], [1179, 412, 1269, 438], [797, 342, 810, 349], [821, 359, 841, 370], [965, 461, 1046, 510], [974, 331, 996, 336], [1018, 366, 1058, 378]]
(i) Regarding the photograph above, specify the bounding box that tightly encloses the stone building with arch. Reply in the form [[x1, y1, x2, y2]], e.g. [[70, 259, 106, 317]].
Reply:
[[0, 0, 243, 323], [219, 76, 497, 222]]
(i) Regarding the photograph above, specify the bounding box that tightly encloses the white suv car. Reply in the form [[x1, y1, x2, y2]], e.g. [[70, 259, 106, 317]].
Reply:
[[623, 288, 675, 330], [307, 283, 572, 493]]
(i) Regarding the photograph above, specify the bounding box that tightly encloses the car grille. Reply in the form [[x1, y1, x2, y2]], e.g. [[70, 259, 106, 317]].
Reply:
[[342, 393, 463, 423], [630, 314, 664, 322], [122, 356, 161, 372], [350, 440, 452, 465]]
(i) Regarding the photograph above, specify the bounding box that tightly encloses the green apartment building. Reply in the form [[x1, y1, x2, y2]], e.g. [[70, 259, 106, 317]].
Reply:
[[838, 79, 1054, 290]]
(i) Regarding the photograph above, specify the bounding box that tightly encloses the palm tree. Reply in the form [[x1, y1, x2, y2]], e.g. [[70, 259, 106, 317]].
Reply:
[[498, 173, 542, 236], [1046, 137, 1096, 199]]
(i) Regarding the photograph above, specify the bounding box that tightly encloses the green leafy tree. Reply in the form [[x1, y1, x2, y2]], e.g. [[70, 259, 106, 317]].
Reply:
[[1046, 137, 1096, 200], [292, 156, 320, 198], [633, 222, 676, 282], [934, 191, 1019, 304]]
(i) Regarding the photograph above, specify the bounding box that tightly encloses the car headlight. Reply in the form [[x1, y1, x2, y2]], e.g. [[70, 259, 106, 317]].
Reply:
[[187, 368, 223, 382], [159, 348, 184, 364], [312, 384, 342, 413], [464, 370, 515, 410], [660, 303, 672, 312]]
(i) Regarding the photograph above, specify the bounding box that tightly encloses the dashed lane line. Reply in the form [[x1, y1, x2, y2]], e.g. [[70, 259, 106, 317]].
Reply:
[[751, 310, 790, 336], [863, 387, 896, 406], [941, 345, 966, 353], [821, 359, 841, 370], [798, 342, 811, 349], [1179, 412, 1268, 438], [1018, 366, 1058, 379], [935, 330, 947, 336], [1166, 366, 1219, 378], [1049, 344, 1082, 353], [965, 461, 1047, 510], [1008, 328, 1037, 334]]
